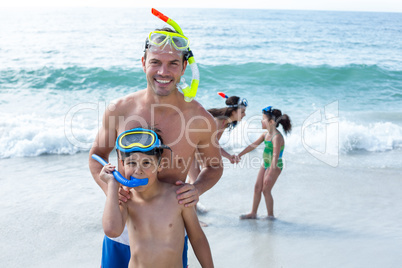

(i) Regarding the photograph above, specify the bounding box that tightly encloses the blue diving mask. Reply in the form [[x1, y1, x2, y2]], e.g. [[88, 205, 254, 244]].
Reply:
[[262, 106, 278, 122], [116, 128, 171, 155], [262, 106, 273, 114]]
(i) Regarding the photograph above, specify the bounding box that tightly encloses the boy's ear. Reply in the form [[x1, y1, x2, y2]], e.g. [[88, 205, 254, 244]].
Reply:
[[157, 162, 163, 173]]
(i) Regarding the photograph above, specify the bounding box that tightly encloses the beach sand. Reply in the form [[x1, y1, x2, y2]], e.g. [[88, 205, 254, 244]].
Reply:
[[1, 151, 401, 267]]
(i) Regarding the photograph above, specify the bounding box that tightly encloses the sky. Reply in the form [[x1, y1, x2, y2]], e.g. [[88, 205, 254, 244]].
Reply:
[[0, 0, 402, 13]]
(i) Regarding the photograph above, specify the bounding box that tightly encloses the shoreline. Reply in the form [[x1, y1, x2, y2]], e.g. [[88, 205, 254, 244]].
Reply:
[[1, 151, 402, 267]]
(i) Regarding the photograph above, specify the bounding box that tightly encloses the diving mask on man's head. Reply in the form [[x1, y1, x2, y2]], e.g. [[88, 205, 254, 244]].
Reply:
[[145, 31, 190, 52]]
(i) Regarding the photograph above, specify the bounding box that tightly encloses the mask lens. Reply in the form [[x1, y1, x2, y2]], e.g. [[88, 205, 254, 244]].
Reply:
[[148, 31, 189, 51], [241, 98, 248, 107], [119, 131, 155, 150], [149, 32, 168, 46], [172, 36, 189, 50]]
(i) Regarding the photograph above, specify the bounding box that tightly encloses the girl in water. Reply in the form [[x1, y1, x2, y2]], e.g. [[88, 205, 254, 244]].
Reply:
[[237, 106, 291, 219], [188, 93, 248, 213]]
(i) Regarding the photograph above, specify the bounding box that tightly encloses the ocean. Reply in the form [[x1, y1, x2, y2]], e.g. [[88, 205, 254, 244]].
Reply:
[[1, 7, 401, 267]]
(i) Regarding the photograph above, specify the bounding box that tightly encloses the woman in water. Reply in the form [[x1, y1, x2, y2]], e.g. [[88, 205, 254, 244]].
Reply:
[[237, 106, 291, 219]]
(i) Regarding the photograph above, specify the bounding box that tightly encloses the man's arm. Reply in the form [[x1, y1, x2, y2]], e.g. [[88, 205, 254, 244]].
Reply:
[[176, 113, 223, 206], [192, 132, 223, 197], [182, 206, 214, 268], [89, 105, 117, 195], [194, 111, 223, 196]]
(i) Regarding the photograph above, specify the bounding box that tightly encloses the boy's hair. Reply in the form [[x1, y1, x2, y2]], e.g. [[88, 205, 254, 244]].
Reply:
[[118, 127, 165, 163]]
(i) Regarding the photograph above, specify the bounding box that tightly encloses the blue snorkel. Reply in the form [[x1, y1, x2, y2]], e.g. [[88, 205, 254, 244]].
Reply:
[[91, 154, 149, 188]]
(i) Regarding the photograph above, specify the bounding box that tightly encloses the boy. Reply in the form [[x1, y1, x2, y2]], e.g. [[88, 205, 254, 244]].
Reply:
[[99, 128, 214, 268]]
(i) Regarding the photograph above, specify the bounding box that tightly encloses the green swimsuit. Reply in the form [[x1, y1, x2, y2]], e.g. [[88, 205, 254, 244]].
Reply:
[[263, 133, 284, 170]]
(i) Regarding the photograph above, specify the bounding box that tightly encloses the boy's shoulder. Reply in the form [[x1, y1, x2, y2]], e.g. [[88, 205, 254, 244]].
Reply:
[[159, 182, 185, 206], [145, 182, 185, 215], [159, 181, 182, 195]]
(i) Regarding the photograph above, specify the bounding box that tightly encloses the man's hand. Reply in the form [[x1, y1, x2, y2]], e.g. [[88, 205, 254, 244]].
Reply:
[[118, 186, 131, 204], [175, 181, 199, 207]]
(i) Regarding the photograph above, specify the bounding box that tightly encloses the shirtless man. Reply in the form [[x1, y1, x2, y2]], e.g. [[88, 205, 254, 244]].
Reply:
[[89, 26, 223, 267]]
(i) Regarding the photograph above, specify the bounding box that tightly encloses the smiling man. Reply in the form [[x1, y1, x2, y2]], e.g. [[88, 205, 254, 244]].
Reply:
[[89, 25, 223, 268], [143, 28, 189, 97]]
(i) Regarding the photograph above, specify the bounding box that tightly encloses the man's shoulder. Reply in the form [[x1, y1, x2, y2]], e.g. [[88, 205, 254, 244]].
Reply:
[[106, 89, 147, 115], [182, 99, 215, 123], [112, 89, 146, 106]]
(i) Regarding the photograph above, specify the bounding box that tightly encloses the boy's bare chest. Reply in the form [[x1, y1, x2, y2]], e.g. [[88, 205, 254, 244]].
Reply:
[[126, 196, 184, 238]]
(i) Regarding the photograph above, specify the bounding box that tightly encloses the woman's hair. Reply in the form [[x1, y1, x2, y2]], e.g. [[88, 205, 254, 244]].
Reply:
[[208, 96, 242, 130], [263, 108, 292, 135]]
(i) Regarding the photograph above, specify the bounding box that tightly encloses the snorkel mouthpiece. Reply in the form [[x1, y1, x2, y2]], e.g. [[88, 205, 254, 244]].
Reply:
[[151, 8, 199, 102], [91, 154, 148, 188]]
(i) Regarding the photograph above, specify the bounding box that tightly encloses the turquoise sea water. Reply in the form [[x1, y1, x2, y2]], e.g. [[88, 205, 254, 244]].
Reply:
[[1, 8, 401, 160], [1, 7, 402, 267]]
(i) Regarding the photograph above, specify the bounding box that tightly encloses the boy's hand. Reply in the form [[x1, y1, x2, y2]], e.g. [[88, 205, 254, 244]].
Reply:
[[99, 163, 116, 184], [119, 186, 131, 204], [175, 181, 199, 207]]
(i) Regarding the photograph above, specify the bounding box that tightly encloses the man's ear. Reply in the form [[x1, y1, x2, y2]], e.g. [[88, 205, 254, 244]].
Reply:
[[181, 59, 188, 75], [141, 56, 146, 73]]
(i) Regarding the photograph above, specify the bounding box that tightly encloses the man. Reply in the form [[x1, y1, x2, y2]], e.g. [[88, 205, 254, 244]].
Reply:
[[89, 26, 223, 268]]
